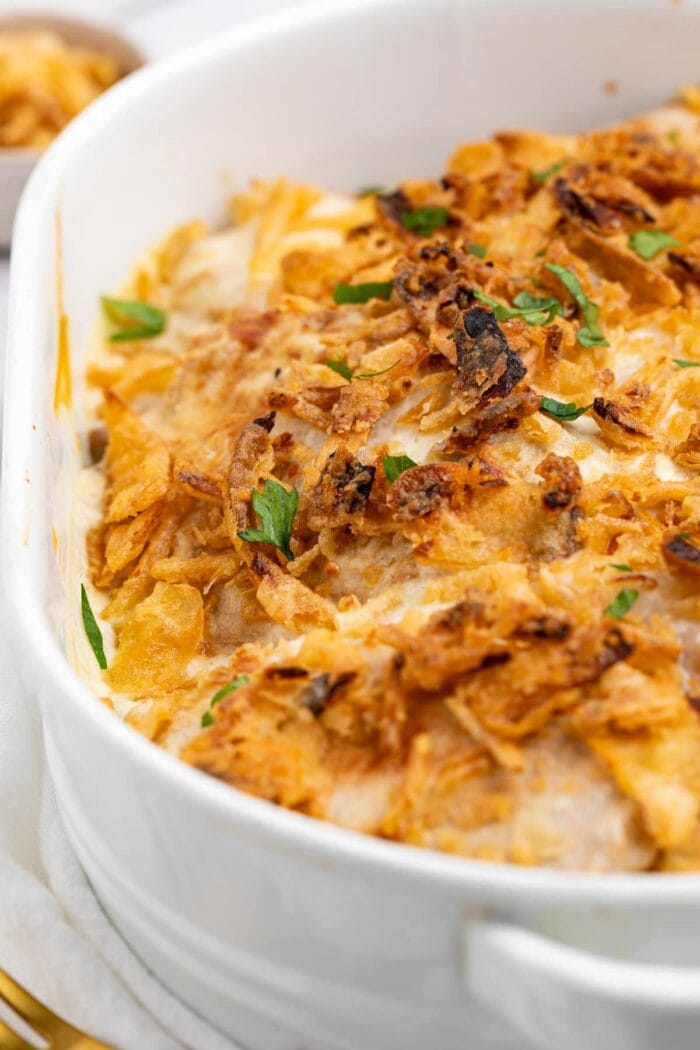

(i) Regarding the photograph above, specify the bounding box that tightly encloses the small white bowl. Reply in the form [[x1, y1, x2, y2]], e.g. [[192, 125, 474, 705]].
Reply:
[[0, 11, 145, 248]]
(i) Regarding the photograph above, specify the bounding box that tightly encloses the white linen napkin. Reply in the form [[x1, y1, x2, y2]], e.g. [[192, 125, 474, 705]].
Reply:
[[0, 606, 237, 1049]]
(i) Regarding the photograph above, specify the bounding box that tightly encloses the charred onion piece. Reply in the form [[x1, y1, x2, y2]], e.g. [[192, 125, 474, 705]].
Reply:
[[307, 449, 376, 530], [663, 534, 700, 576], [387, 463, 455, 521], [669, 251, 700, 285], [448, 388, 540, 450], [514, 615, 571, 641], [265, 666, 309, 680], [376, 188, 412, 228], [225, 414, 276, 544], [299, 672, 356, 716], [554, 177, 620, 228], [536, 453, 583, 511], [453, 306, 527, 412], [252, 411, 276, 433], [592, 397, 652, 439]]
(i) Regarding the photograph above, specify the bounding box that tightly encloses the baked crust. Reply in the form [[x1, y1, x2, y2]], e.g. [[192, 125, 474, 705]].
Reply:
[[83, 96, 700, 871]]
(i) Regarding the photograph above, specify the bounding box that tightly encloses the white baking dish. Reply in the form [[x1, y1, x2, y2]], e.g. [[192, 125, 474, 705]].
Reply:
[[5, 1, 700, 1047]]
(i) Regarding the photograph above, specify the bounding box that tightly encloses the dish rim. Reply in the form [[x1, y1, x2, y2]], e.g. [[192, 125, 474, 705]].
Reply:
[[5, 0, 700, 903]]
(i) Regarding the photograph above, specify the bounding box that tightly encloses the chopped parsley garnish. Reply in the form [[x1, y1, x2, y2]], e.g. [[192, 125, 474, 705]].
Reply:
[[512, 291, 563, 325], [382, 454, 417, 482], [326, 357, 353, 380], [333, 281, 394, 305], [355, 361, 399, 380], [545, 263, 609, 347], [628, 229, 680, 261], [201, 676, 250, 727], [474, 289, 562, 326], [81, 584, 107, 670], [539, 396, 593, 421], [238, 479, 299, 561], [326, 357, 398, 382], [357, 184, 385, 197], [402, 206, 449, 238], [211, 676, 249, 705], [467, 242, 487, 259], [531, 160, 566, 184], [610, 563, 632, 573], [102, 296, 167, 342], [673, 359, 700, 368], [605, 587, 639, 620], [667, 129, 680, 143], [472, 291, 507, 316]]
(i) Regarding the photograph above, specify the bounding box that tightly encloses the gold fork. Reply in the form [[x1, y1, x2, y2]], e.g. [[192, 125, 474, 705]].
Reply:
[[0, 969, 111, 1049]]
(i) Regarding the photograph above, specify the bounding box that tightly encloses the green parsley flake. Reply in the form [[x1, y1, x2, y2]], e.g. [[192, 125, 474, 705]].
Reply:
[[382, 454, 417, 483], [201, 676, 250, 727], [402, 206, 449, 238], [81, 584, 107, 670], [355, 361, 399, 380], [356, 363, 398, 380], [545, 263, 609, 347], [333, 281, 394, 305], [628, 229, 680, 261], [531, 160, 566, 185], [326, 357, 353, 380], [673, 359, 700, 369], [467, 243, 487, 259], [512, 291, 563, 325], [474, 290, 562, 327], [539, 396, 593, 421], [610, 563, 632, 573], [102, 296, 167, 343], [238, 479, 299, 561], [326, 358, 398, 382], [605, 587, 639, 620], [211, 676, 250, 705]]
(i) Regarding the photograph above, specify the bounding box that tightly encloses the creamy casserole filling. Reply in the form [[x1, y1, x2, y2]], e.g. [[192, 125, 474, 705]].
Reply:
[[79, 94, 700, 872]]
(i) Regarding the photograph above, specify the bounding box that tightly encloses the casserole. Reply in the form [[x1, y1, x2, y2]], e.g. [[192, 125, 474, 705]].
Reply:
[[5, 0, 700, 1047], [84, 115, 700, 873]]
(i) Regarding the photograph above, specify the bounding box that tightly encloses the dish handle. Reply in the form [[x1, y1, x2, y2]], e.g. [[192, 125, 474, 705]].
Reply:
[[464, 915, 700, 1050]]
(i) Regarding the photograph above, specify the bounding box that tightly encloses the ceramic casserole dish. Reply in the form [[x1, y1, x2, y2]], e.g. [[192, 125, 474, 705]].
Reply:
[[5, 1, 700, 1047]]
